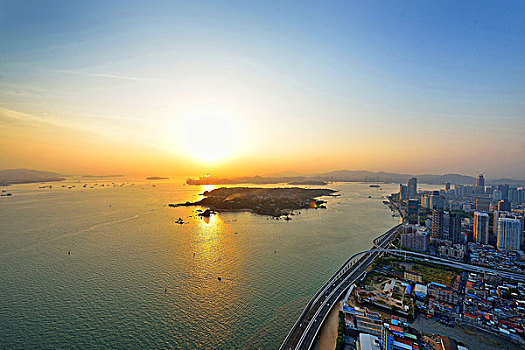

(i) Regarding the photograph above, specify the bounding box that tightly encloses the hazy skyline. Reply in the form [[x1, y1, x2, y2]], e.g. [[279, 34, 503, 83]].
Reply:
[[1, 1, 524, 178]]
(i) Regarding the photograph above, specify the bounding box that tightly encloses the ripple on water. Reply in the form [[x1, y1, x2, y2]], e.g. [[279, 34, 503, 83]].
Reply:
[[0, 182, 399, 349]]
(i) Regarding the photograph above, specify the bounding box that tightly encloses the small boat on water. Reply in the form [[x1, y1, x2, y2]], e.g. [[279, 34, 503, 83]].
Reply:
[[175, 217, 184, 224]]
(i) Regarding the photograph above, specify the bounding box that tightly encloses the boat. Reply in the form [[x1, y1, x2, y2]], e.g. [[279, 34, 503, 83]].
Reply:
[[175, 217, 184, 224]]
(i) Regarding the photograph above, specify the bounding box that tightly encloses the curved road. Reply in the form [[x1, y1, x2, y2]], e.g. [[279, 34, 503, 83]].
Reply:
[[280, 226, 525, 350], [279, 224, 402, 350]]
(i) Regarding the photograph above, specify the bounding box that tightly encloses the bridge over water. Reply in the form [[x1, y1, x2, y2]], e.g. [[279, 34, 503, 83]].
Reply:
[[280, 226, 525, 350]]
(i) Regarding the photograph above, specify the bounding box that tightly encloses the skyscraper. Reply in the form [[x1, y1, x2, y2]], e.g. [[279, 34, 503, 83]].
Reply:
[[448, 213, 462, 244], [408, 177, 417, 199], [497, 218, 521, 251], [432, 209, 444, 240], [454, 184, 464, 198], [430, 191, 443, 209], [477, 174, 485, 188], [401, 225, 430, 252], [509, 187, 519, 203], [421, 194, 430, 209], [407, 199, 419, 225], [498, 184, 509, 200], [473, 212, 489, 245], [475, 198, 490, 211], [498, 199, 511, 212], [445, 182, 451, 192], [399, 184, 408, 201], [476, 174, 485, 196], [518, 188, 525, 204]]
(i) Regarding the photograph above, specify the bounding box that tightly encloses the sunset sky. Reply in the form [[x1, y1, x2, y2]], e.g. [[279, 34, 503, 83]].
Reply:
[[1, 1, 524, 178]]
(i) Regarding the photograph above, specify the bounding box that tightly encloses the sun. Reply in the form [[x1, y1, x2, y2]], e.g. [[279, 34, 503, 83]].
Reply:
[[179, 106, 238, 163]]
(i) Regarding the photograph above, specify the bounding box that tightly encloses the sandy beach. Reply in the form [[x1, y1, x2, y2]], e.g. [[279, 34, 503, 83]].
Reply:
[[316, 303, 340, 350]]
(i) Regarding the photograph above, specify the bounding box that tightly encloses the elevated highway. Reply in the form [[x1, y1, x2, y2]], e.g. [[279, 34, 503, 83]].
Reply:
[[280, 227, 525, 350], [279, 224, 401, 350]]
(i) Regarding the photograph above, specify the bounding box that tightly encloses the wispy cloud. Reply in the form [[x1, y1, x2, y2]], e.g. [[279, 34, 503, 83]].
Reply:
[[42, 69, 164, 83]]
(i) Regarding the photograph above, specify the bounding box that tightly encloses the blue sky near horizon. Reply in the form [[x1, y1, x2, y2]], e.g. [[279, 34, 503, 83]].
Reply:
[[0, 1, 524, 177]]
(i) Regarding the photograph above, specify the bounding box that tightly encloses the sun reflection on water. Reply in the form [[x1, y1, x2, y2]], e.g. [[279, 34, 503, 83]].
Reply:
[[198, 184, 216, 200], [190, 212, 243, 291], [194, 213, 225, 266], [181, 211, 245, 339]]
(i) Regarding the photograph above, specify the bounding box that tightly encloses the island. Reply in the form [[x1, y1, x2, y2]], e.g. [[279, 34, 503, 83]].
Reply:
[[0, 168, 65, 186], [146, 177, 169, 180], [169, 187, 338, 217], [288, 180, 327, 186]]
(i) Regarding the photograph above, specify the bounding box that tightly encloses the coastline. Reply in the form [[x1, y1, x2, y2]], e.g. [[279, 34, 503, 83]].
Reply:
[[316, 303, 341, 350], [170, 186, 336, 217], [280, 223, 401, 350]]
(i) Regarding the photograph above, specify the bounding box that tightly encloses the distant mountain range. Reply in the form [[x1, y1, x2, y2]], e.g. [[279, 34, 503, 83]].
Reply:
[[314, 170, 478, 185], [193, 170, 525, 185], [0, 169, 65, 185], [1, 168, 522, 186], [316, 170, 523, 185]]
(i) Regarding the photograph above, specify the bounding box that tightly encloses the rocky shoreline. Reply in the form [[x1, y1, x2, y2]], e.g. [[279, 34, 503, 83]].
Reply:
[[169, 186, 338, 217]]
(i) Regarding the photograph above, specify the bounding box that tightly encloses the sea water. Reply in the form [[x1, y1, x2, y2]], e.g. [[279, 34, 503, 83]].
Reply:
[[0, 179, 398, 349]]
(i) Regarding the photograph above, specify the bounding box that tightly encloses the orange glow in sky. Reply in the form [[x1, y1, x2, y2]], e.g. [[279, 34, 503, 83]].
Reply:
[[1, 2, 524, 178]]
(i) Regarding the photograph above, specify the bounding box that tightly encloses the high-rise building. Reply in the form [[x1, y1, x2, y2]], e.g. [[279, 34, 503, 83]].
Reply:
[[445, 182, 451, 192], [477, 174, 485, 188], [473, 212, 489, 245], [432, 209, 444, 240], [407, 199, 419, 225], [399, 184, 408, 201], [454, 184, 464, 198], [476, 174, 485, 196], [476, 198, 490, 211], [518, 187, 525, 204], [493, 190, 502, 201], [493, 211, 500, 244], [498, 184, 509, 200], [449, 213, 462, 244], [430, 191, 443, 209], [408, 177, 417, 199], [421, 194, 430, 209], [494, 211, 524, 245], [498, 199, 511, 212], [401, 225, 430, 252], [497, 218, 521, 251], [509, 187, 519, 203]]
